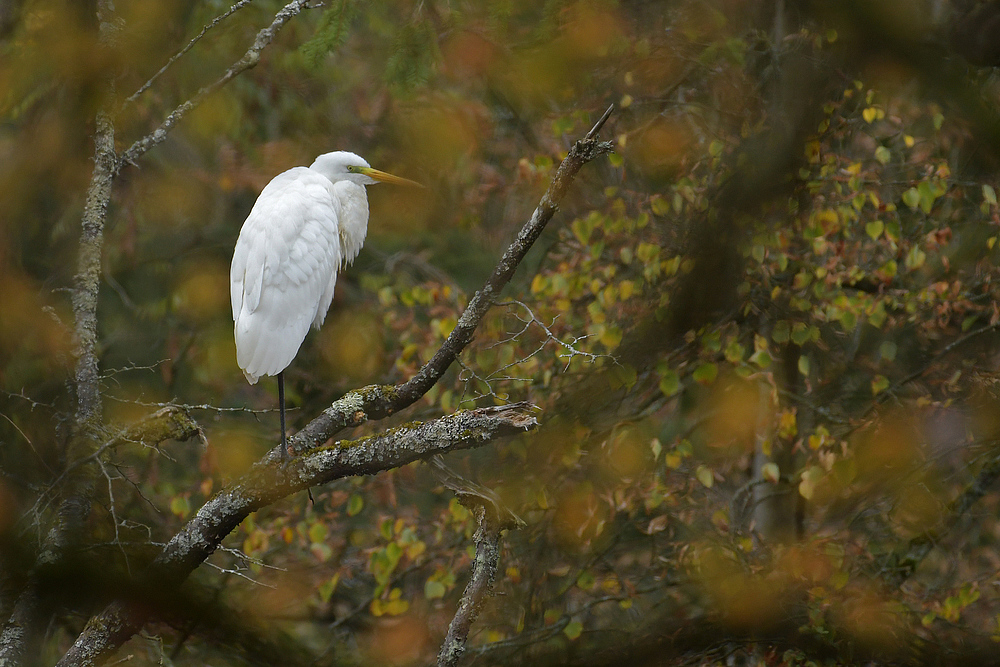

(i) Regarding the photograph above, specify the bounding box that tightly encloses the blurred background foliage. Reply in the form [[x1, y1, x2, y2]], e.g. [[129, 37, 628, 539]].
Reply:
[[6, 0, 1000, 664]]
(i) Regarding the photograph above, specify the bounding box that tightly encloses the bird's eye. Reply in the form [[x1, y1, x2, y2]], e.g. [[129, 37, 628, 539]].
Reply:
[[346, 165, 358, 173]]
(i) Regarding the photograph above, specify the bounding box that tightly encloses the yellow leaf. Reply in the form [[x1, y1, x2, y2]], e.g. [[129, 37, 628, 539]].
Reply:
[[761, 462, 780, 484]]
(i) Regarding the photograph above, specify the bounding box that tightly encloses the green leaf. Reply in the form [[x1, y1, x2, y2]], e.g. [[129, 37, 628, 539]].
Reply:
[[564, 620, 584, 640], [170, 495, 190, 519], [868, 302, 887, 328], [724, 339, 745, 363], [650, 438, 662, 460], [599, 325, 623, 350], [650, 196, 671, 216], [772, 320, 790, 344], [576, 571, 596, 590], [347, 494, 364, 517], [572, 217, 596, 245], [901, 187, 920, 210], [865, 220, 884, 240], [917, 181, 937, 214], [871, 374, 890, 395], [880, 259, 898, 279], [838, 310, 857, 332], [749, 349, 772, 368], [905, 245, 926, 270], [874, 145, 891, 164], [696, 465, 714, 488], [797, 355, 810, 376], [424, 579, 447, 600], [658, 369, 681, 396], [692, 363, 718, 384], [880, 341, 897, 362], [318, 574, 340, 603], [790, 322, 810, 346], [309, 521, 328, 545], [985, 184, 997, 206]]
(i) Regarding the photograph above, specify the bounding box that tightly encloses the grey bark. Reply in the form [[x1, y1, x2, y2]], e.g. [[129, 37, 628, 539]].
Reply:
[[56, 404, 537, 667], [0, 2, 312, 664]]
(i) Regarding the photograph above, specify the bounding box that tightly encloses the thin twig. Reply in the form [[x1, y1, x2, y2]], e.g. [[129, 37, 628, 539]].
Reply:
[[117, 0, 312, 171], [122, 0, 257, 108]]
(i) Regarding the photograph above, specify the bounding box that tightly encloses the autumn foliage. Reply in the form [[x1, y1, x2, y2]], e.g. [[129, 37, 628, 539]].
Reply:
[[3, 1, 1000, 665]]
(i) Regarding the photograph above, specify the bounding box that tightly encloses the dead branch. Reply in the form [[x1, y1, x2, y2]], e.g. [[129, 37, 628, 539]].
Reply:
[[288, 107, 615, 456], [433, 456, 523, 667], [55, 105, 613, 665], [117, 0, 312, 170], [55, 403, 538, 667]]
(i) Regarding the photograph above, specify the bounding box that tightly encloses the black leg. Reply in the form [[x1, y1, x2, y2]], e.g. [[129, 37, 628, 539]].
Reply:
[[278, 371, 288, 460]]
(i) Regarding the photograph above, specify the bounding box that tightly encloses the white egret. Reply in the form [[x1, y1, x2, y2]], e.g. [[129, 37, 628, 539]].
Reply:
[[230, 151, 421, 457]]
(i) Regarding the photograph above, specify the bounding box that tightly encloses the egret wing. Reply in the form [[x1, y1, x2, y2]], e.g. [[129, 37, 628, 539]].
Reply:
[[231, 168, 342, 383]]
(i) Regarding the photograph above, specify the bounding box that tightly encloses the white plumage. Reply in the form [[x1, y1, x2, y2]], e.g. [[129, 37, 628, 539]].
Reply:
[[230, 151, 420, 454]]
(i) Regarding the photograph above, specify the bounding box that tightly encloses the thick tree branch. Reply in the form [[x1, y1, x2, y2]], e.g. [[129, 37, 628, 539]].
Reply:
[[0, 4, 122, 660], [0, 5, 308, 660], [289, 108, 615, 456], [56, 403, 537, 666]]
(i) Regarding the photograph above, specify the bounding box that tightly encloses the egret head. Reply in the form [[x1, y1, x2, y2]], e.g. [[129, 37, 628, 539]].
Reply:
[[310, 151, 422, 188]]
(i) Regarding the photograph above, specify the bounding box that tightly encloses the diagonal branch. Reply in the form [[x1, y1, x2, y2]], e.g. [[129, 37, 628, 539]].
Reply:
[[56, 107, 612, 666], [288, 107, 615, 456], [117, 0, 312, 170], [122, 0, 256, 108], [55, 403, 538, 667], [882, 440, 1000, 587]]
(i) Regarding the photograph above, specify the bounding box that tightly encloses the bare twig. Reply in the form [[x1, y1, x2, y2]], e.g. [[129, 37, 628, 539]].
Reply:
[[117, 0, 312, 170], [122, 0, 256, 108], [55, 403, 537, 667]]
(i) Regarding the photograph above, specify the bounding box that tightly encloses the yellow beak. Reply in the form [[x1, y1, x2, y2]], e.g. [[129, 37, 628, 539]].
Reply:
[[359, 166, 424, 188]]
